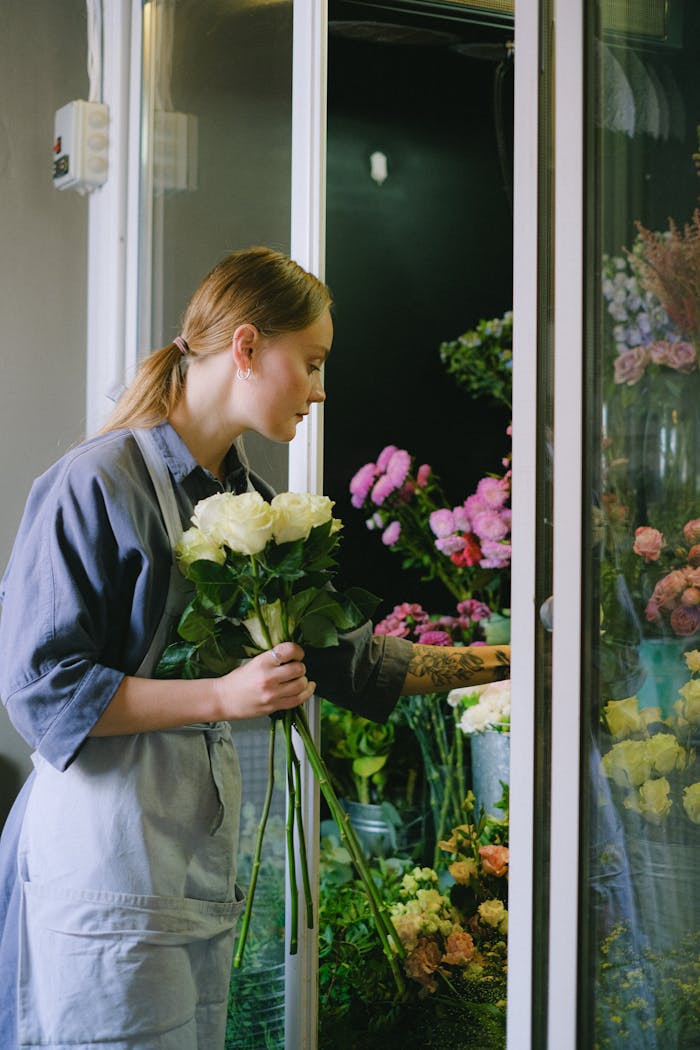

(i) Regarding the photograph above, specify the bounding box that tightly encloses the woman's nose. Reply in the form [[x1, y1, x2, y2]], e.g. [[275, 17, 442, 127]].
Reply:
[[310, 374, 326, 403]]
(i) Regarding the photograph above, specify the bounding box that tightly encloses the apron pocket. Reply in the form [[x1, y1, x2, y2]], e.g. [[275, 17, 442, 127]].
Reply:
[[18, 881, 245, 1046]]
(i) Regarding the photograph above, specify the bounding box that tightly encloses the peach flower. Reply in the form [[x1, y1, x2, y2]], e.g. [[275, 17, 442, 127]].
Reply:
[[479, 845, 509, 878]]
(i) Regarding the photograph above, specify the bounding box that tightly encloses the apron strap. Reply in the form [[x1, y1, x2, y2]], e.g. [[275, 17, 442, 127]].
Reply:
[[131, 428, 184, 553]]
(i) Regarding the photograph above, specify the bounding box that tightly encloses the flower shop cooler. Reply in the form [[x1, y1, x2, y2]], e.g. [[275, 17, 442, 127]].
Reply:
[[85, 0, 700, 1047]]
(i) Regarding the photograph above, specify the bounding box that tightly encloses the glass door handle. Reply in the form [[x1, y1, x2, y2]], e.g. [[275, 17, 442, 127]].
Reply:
[[539, 595, 554, 632]]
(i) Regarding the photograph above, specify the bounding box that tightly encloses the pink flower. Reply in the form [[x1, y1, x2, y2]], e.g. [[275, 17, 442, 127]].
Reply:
[[435, 534, 466, 556], [349, 462, 377, 508], [689, 545, 700, 567], [480, 540, 512, 569], [476, 475, 510, 509], [429, 508, 456, 538], [681, 587, 700, 606], [470, 601, 492, 622], [649, 569, 689, 612], [472, 510, 510, 542], [376, 445, 399, 472], [453, 505, 471, 532], [633, 526, 664, 562], [684, 519, 700, 545], [479, 844, 509, 877], [418, 630, 452, 646], [416, 464, 432, 487], [394, 602, 429, 623], [386, 449, 411, 487], [370, 474, 398, 506], [666, 340, 697, 373], [614, 346, 649, 385], [374, 615, 410, 637], [464, 493, 487, 519], [649, 340, 672, 364], [670, 605, 700, 637], [441, 930, 475, 967], [381, 520, 401, 546]]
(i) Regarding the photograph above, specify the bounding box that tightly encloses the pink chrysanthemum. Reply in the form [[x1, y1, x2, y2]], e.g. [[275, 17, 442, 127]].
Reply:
[[416, 463, 432, 487], [472, 510, 510, 542], [386, 449, 411, 487], [381, 520, 401, 546], [453, 505, 471, 532], [429, 508, 455, 538], [371, 474, 399, 506], [476, 475, 510, 509], [376, 444, 399, 472], [480, 540, 512, 568], [349, 462, 377, 508], [435, 534, 466, 556]]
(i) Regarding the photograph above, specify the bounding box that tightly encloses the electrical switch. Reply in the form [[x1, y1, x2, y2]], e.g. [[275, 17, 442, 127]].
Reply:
[[52, 100, 109, 194]]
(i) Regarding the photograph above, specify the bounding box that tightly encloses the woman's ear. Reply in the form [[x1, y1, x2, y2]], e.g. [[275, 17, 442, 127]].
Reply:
[[230, 323, 258, 373]]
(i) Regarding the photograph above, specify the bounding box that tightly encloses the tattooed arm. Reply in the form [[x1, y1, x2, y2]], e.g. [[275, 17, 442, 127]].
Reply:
[[402, 644, 510, 695]]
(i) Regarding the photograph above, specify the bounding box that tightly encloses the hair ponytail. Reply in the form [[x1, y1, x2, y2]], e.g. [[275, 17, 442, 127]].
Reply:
[[100, 342, 185, 433]]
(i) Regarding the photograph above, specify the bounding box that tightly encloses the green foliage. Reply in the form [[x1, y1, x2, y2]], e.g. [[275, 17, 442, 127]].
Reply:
[[439, 310, 513, 411]]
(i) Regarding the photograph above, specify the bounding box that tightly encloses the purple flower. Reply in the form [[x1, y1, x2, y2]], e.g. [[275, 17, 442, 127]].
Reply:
[[429, 508, 455, 538], [435, 534, 466, 556], [385, 449, 411, 487], [417, 630, 452, 646], [470, 601, 492, 622], [476, 476, 510, 509], [472, 510, 510, 542], [381, 520, 401, 546], [371, 474, 399, 506], [350, 462, 378, 508], [416, 464, 432, 487], [376, 445, 399, 472]]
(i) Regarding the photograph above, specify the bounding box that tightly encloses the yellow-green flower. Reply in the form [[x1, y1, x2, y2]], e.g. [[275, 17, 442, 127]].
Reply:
[[646, 733, 687, 775], [682, 781, 700, 824], [603, 696, 645, 739], [624, 777, 672, 825], [601, 739, 652, 788]]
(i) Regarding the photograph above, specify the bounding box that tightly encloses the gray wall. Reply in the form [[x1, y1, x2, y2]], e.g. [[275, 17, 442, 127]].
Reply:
[[0, 1, 90, 822]]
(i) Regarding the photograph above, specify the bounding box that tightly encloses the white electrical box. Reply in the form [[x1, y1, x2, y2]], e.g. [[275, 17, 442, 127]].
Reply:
[[154, 111, 198, 192], [53, 100, 109, 194]]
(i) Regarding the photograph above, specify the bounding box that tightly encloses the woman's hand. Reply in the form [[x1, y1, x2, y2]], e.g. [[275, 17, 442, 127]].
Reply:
[[215, 641, 316, 720]]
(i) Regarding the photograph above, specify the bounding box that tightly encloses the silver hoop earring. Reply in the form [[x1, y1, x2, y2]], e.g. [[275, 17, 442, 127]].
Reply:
[[236, 366, 251, 380]]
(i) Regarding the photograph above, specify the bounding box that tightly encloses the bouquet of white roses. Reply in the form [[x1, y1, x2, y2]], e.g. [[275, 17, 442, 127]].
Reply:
[[156, 490, 405, 988]]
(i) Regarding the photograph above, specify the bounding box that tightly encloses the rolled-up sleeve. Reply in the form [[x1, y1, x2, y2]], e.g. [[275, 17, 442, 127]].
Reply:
[[0, 451, 151, 771], [307, 622, 413, 723]]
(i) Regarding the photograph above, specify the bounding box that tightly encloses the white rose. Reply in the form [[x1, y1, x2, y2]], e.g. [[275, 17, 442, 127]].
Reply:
[[176, 526, 225, 568], [458, 706, 491, 734], [192, 492, 274, 555], [271, 492, 336, 544]]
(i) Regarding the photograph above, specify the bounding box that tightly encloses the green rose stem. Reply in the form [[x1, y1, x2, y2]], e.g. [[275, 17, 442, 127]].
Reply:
[[232, 716, 277, 969], [283, 715, 300, 954], [288, 723, 314, 930], [292, 707, 406, 995]]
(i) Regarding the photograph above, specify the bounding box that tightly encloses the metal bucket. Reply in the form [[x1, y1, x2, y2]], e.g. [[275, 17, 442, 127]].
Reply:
[[470, 730, 510, 818], [341, 800, 423, 858]]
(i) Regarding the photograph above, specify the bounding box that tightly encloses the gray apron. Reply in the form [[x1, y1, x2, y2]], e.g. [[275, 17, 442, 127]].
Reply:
[[16, 428, 244, 1049]]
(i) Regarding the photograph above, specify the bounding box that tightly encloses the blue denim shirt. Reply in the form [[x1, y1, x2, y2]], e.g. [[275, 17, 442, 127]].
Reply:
[[0, 423, 411, 771]]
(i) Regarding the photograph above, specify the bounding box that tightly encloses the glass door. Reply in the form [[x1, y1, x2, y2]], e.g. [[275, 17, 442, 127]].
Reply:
[[555, 1, 700, 1046]]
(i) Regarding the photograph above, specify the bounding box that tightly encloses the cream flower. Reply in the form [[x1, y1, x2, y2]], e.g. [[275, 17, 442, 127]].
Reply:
[[191, 491, 274, 555], [678, 678, 700, 725], [624, 777, 672, 825], [478, 899, 507, 928], [176, 526, 225, 567], [645, 733, 687, 775], [270, 492, 338, 544], [684, 649, 700, 674], [449, 860, 478, 886], [242, 599, 290, 649], [682, 782, 700, 824], [600, 739, 652, 788], [603, 696, 645, 739]]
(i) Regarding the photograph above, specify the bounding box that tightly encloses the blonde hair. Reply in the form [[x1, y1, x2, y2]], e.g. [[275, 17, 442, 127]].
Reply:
[[101, 246, 332, 433]]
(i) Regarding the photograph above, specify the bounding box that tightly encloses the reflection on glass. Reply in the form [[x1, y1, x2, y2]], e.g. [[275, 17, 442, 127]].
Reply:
[[585, 4, 700, 1047]]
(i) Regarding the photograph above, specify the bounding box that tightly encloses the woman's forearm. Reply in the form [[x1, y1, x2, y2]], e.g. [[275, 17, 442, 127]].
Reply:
[[402, 644, 510, 696]]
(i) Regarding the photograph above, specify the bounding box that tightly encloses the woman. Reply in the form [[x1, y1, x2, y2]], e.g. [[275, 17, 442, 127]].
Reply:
[[0, 247, 509, 1049]]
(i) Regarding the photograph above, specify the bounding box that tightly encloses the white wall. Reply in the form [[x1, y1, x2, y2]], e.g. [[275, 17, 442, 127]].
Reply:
[[0, 0, 89, 822]]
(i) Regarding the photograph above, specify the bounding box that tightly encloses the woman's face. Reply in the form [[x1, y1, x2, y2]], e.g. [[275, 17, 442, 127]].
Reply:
[[243, 308, 333, 443]]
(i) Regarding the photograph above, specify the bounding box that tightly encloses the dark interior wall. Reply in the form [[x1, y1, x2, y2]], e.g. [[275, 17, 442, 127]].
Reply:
[[324, 10, 514, 615]]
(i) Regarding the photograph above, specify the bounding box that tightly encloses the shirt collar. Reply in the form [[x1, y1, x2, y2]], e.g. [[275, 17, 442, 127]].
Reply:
[[150, 421, 247, 490]]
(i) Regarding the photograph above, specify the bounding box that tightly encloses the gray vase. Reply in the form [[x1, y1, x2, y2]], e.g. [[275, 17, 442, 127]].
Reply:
[[470, 730, 510, 818]]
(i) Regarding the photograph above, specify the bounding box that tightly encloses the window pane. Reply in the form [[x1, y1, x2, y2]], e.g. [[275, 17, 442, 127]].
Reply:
[[583, 4, 700, 1048]]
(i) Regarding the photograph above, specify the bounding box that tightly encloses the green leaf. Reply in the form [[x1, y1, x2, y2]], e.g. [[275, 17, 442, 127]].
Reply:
[[177, 603, 217, 643], [262, 538, 306, 579], [352, 755, 387, 778], [299, 613, 339, 648], [155, 641, 198, 679], [344, 587, 382, 621]]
